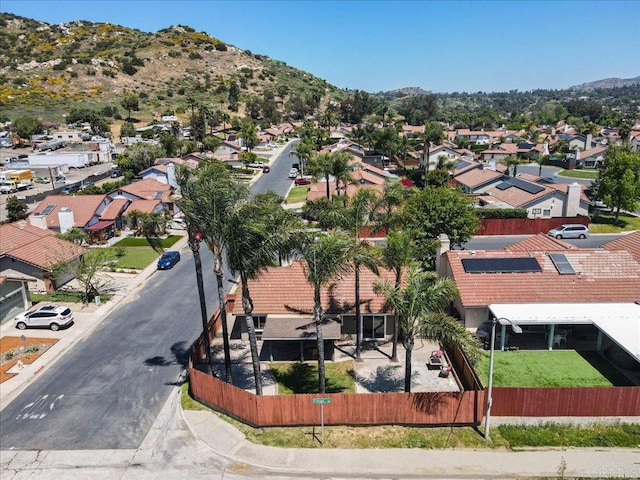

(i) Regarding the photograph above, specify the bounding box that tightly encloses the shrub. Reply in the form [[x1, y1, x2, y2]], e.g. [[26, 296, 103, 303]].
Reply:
[[25, 345, 39, 354], [5, 350, 15, 360], [477, 208, 529, 219]]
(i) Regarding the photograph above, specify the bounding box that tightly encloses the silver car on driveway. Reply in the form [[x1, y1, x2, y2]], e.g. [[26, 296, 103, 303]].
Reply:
[[15, 304, 74, 331], [548, 224, 590, 239]]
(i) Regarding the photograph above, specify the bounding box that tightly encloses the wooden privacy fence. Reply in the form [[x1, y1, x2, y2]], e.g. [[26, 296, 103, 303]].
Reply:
[[476, 216, 589, 236], [491, 386, 640, 416], [188, 367, 485, 427]]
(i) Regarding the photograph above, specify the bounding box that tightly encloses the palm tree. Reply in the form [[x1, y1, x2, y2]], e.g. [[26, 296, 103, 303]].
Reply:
[[374, 267, 480, 392], [535, 154, 548, 176], [320, 108, 338, 133], [190, 160, 249, 383], [299, 230, 355, 393], [331, 152, 355, 197], [504, 155, 522, 177], [223, 192, 303, 395], [175, 165, 213, 374], [307, 152, 334, 199], [380, 230, 418, 362], [290, 141, 313, 176]]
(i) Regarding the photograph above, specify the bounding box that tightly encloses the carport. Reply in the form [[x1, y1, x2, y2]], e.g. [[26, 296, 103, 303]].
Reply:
[[261, 317, 342, 362], [489, 303, 640, 363]]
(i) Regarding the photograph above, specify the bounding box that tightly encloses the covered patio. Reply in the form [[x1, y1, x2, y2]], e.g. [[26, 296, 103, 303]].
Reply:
[[488, 303, 640, 366], [260, 317, 342, 362]]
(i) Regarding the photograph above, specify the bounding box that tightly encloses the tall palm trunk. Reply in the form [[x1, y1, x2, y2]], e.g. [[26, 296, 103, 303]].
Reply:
[[354, 263, 363, 361], [241, 277, 263, 395], [189, 232, 212, 374], [314, 286, 326, 393], [212, 243, 233, 383], [391, 269, 401, 363], [325, 173, 331, 199], [404, 335, 414, 393]]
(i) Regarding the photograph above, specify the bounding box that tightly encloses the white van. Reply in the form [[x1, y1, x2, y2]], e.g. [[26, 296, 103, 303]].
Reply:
[[548, 224, 589, 239]]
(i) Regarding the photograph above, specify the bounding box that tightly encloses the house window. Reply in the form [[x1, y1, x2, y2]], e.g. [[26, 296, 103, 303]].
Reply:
[[363, 314, 386, 339], [532, 208, 541, 214], [252, 315, 267, 331], [542, 209, 551, 217]]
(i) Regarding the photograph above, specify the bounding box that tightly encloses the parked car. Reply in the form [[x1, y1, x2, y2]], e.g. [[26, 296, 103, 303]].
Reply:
[[60, 184, 80, 195], [15, 304, 74, 331], [247, 161, 265, 168], [0, 181, 18, 193], [36, 177, 49, 184], [288, 168, 298, 179], [547, 224, 589, 239], [294, 177, 312, 186], [262, 166, 271, 173], [168, 218, 187, 230], [157, 250, 181, 269], [110, 168, 122, 178]]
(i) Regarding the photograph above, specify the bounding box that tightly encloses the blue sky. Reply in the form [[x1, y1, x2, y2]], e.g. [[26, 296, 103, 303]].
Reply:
[[2, 1, 639, 93]]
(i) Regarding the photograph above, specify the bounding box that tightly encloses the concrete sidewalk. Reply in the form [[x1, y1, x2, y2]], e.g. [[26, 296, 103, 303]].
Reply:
[[182, 399, 640, 479]]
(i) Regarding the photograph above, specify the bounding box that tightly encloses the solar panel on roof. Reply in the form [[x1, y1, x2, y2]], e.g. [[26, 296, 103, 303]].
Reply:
[[495, 178, 545, 195], [462, 257, 542, 273], [456, 159, 471, 170], [41, 204, 55, 215], [549, 253, 576, 275]]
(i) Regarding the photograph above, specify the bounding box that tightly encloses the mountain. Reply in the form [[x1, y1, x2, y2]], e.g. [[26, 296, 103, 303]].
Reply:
[[570, 76, 640, 91], [0, 13, 341, 123]]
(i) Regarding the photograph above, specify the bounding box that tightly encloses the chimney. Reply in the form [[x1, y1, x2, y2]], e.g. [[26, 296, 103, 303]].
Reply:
[[435, 234, 450, 277], [585, 133, 593, 149], [58, 207, 75, 234], [29, 214, 48, 230], [564, 183, 582, 217], [166, 162, 177, 188]]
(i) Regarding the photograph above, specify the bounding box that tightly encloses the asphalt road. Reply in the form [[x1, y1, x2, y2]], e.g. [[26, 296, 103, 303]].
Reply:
[[0, 143, 297, 451], [462, 233, 623, 251]]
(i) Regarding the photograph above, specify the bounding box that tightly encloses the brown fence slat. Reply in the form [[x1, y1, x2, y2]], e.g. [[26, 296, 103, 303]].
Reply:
[[477, 216, 589, 236], [492, 386, 640, 416]]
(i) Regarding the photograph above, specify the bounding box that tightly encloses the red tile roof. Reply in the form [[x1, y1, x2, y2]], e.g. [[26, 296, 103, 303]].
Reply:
[[602, 230, 640, 264], [119, 178, 172, 201], [453, 168, 504, 189], [505, 233, 577, 252], [126, 199, 163, 214], [100, 198, 129, 220], [445, 249, 640, 307], [31, 195, 106, 229], [232, 261, 396, 316], [0, 221, 84, 270]]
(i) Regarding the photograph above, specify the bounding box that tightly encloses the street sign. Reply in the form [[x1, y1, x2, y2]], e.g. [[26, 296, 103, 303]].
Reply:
[[312, 398, 331, 404]]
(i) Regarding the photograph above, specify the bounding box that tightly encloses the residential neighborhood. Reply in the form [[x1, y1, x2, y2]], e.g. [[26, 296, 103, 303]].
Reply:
[[1, 5, 639, 478]]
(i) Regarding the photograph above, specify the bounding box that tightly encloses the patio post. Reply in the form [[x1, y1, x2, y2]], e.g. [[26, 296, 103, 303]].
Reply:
[[485, 317, 522, 441]]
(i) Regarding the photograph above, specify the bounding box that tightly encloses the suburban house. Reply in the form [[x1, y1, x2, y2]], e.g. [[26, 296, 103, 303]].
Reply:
[[211, 140, 242, 163], [475, 175, 589, 218], [435, 234, 640, 365], [454, 128, 520, 145], [107, 178, 175, 215], [0, 221, 84, 294], [230, 261, 397, 361], [479, 142, 549, 162], [451, 165, 505, 194], [576, 145, 607, 168], [568, 133, 595, 151], [29, 194, 110, 233], [305, 162, 395, 202]]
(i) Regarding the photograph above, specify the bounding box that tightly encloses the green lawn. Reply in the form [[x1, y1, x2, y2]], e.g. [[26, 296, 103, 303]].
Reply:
[[108, 246, 160, 269], [31, 291, 113, 304], [112, 235, 181, 248], [269, 361, 356, 394], [475, 350, 617, 387], [285, 186, 310, 204], [589, 211, 640, 233], [558, 168, 599, 179]]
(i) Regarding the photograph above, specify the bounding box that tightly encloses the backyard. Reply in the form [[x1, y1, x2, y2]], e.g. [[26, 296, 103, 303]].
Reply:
[[269, 361, 356, 394], [474, 350, 632, 387]]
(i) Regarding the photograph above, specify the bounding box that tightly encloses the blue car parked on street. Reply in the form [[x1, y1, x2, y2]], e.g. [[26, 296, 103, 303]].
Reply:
[[157, 251, 180, 269]]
